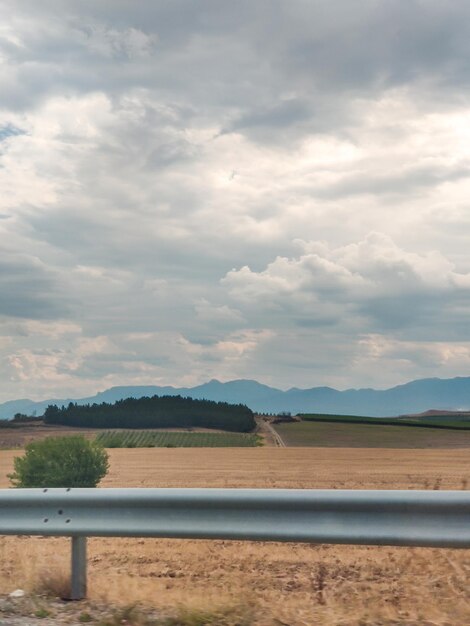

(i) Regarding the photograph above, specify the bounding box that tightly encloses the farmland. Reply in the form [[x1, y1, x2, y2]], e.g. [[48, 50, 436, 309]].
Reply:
[[1, 447, 470, 625], [0, 424, 263, 450], [273, 418, 470, 447], [0, 425, 103, 450], [300, 412, 470, 429], [95, 430, 261, 448]]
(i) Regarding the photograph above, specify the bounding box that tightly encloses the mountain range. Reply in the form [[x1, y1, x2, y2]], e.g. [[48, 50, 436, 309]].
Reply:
[[1, 376, 470, 420]]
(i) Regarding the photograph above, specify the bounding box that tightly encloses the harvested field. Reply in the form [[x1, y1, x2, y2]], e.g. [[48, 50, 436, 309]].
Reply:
[[2, 447, 470, 491], [1, 447, 470, 625], [0, 425, 102, 450], [274, 419, 470, 447]]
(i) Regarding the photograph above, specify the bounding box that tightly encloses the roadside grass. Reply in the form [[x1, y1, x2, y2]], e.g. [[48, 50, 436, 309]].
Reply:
[[95, 603, 253, 626], [0, 594, 253, 626], [160, 604, 254, 626], [32, 567, 71, 599]]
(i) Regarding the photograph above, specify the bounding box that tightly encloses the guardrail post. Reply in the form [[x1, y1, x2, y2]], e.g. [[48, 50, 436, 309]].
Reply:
[[70, 536, 87, 600]]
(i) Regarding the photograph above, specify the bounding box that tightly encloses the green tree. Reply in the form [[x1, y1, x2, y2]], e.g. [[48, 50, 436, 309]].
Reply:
[[8, 436, 109, 488]]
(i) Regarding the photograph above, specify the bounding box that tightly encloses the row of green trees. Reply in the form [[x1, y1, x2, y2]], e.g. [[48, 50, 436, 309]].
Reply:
[[44, 395, 256, 432]]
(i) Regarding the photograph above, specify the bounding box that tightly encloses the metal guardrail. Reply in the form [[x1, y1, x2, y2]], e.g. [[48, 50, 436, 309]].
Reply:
[[1, 488, 470, 599]]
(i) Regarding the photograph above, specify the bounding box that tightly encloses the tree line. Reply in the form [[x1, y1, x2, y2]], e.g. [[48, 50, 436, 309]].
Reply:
[[43, 395, 256, 432]]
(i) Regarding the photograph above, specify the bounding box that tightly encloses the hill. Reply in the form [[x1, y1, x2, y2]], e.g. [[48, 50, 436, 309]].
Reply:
[[2, 376, 470, 419]]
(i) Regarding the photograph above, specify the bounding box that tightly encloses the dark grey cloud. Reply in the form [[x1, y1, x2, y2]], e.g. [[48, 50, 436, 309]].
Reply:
[[0, 251, 69, 319], [2, 1, 470, 128], [222, 99, 312, 133], [312, 164, 470, 200], [280, 2, 470, 88]]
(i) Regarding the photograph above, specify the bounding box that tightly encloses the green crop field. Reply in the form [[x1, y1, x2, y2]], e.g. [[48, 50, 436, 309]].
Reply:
[[273, 420, 470, 448], [95, 430, 262, 448], [399, 414, 470, 428], [299, 413, 470, 430]]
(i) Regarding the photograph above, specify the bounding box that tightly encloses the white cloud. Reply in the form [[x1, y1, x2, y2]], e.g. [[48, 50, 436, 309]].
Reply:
[[223, 233, 470, 315], [194, 298, 244, 325]]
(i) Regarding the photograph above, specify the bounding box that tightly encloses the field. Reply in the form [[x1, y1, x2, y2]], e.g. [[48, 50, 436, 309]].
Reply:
[[0, 425, 262, 450], [274, 419, 470, 447], [0, 425, 103, 449], [95, 430, 261, 448], [1, 447, 470, 625], [300, 412, 470, 429]]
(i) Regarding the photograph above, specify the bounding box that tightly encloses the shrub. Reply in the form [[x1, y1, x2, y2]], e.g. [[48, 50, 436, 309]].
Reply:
[[33, 567, 71, 599], [8, 436, 109, 488]]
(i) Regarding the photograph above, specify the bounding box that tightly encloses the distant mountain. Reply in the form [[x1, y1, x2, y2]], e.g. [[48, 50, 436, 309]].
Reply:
[[0, 398, 45, 419], [1, 376, 470, 419]]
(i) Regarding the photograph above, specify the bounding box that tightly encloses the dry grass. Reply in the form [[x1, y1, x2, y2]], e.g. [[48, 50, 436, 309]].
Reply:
[[32, 566, 72, 600], [100, 447, 470, 491], [1, 447, 470, 625]]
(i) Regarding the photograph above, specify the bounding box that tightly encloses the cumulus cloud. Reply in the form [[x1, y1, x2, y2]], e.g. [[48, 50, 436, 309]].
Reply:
[[223, 233, 470, 337]]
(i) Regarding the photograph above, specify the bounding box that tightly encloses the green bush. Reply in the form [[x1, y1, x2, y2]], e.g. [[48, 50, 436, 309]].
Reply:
[[8, 436, 109, 488]]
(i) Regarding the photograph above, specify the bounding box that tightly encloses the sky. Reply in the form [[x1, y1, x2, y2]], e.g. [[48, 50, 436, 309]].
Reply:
[[1, 1, 470, 402]]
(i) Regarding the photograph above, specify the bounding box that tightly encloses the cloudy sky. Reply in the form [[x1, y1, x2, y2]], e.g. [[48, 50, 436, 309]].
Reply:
[[1, 0, 470, 401]]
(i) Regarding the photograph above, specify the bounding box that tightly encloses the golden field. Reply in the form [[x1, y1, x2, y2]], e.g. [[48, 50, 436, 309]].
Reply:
[[1, 447, 470, 625]]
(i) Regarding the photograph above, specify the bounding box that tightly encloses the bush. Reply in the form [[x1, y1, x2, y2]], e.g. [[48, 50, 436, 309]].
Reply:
[[8, 436, 109, 488]]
